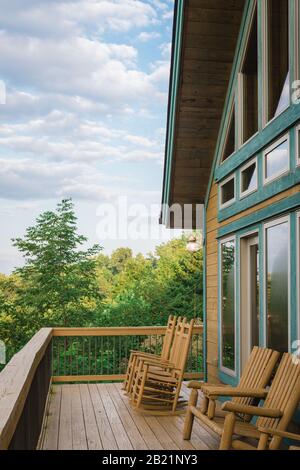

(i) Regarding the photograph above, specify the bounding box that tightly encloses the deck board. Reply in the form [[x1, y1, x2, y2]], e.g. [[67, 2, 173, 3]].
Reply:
[[41, 382, 219, 450]]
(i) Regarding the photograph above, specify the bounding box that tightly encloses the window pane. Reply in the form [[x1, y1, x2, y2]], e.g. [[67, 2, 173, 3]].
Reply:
[[265, 139, 288, 179], [221, 241, 235, 370], [221, 178, 235, 205], [242, 7, 258, 142], [266, 222, 289, 352], [268, 0, 289, 120], [241, 161, 257, 194], [222, 105, 235, 161]]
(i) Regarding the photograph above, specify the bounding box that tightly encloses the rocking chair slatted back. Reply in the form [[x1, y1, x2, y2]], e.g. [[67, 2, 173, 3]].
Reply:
[[168, 317, 195, 373], [161, 315, 178, 360], [257, 353, 300, 449], [233, 346, 280, 407]]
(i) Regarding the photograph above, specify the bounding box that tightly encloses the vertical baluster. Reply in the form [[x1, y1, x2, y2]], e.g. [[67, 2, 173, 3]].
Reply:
[[57, 337, 60, 376], [88, 336, 91, 376], [100, 336, 103, 375], [94, 336, 96, 375], [64, 336, 67, 376], [119, 335, 121, 375], [70, 336, 73, 376], [76, 336, 79, 376], [82, 336, 85, 376]]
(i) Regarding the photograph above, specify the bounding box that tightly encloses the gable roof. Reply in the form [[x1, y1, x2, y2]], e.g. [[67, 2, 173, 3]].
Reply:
[[161, 0, 246, 228]]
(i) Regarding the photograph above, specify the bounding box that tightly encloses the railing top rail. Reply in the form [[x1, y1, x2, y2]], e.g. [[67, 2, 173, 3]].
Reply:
[[0, 327, 52, 450], [52, 325, 203, 337]]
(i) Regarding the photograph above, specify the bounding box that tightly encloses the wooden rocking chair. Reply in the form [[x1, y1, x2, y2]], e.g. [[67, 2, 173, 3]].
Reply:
[[257, 427, 300, 450], [123, 315, 177, 393], [130, 318, 195, 415], [183, 346, 280, 440], [186, 352, 300, 450]]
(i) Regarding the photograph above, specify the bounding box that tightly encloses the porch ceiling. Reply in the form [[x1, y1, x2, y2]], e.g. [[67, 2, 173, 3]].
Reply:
[[161, 0, 246, 228]]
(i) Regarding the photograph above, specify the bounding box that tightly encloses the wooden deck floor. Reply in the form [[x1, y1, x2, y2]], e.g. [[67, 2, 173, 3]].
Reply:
[[39, 382, 219, 450]]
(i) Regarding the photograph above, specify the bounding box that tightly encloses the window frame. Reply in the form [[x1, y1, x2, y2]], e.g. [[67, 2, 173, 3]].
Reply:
[[237, 1, 259, 146], [296, 124, 300, 167], [297, 211, 300, 344], [263, 215, 291, 351], [220, 98, 236, 164], [263, 133, 290, 185], [219, 235, 237, 377], [239, 156, 258, 199], [263, 0, 291, 127], [219, 174, 236, 210]]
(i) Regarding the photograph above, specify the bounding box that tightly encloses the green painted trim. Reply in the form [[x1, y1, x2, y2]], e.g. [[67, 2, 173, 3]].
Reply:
[[218, 371, 239, 387], [290, 212, 298, 344], [215, 105, 300, 182], [257, 0, 264, 132], [217, 192, 300, 238], [258, 226, 266, 346], [204, 0, 253, 209], [219, 170, 300, 222], [202, 208, 207, 382], [161, 0, 185, 224], [218, 236, 238, 380]]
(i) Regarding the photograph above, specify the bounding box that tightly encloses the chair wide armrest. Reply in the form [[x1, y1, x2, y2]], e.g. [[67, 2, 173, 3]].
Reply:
[[142, 358, 175, 369], [257, 427, 300, 441], [187, 380, 205, 390], [221, 401, 283, 418], [203, 386, 267, 399]]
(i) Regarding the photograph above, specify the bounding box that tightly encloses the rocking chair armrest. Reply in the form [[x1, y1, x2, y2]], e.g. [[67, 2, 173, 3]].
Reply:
[[187, 381, 205, 390], [221, 401, 283, 418], [203, 386, 267, 399], [141, 358, 175, 368], [257, 427, 300, 441], [130, 350, 161, 359]]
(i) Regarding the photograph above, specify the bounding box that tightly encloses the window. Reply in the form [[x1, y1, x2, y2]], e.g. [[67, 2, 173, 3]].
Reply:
[[220, 238, 236, 373], [296, 124, 300, 166], [240, 5, 258, 143], [240, 157, 258, 197], [265, 218, 289, 353], [222, 101, 236, 161], [297, 212, 300, 343], [267, 0, 290, 122], [295, 0, 300, 83], [263, 134, 289, 184], [219, 175, 235, 209]]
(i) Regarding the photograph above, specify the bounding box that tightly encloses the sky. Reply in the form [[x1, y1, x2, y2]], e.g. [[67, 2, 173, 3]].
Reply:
[[0, 0, 184, 274]]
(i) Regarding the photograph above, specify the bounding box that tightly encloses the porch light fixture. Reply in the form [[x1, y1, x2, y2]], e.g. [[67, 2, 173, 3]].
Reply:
[[186, 235, 201, 253]]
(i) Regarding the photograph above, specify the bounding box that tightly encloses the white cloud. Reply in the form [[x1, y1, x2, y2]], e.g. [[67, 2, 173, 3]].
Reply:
[[160, 42, 171, 59], [0, 0, 157, 38], [0, 33, 168, 109], [138, 31, 161, 42]]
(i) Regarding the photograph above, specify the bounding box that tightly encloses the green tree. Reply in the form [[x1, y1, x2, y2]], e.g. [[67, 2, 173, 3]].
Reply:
[[12, 199, 102, 327]]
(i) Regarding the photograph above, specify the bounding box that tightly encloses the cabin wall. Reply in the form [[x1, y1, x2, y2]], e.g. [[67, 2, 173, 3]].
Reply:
[[205, 182, 300, 384]]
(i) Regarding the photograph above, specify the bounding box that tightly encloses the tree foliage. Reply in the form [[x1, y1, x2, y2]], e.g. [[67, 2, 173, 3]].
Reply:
[[0, 200, 203, 366]]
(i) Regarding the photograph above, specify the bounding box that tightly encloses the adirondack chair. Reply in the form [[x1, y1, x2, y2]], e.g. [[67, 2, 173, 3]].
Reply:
[[183, 346, 280, 440], [219, 353, 300, 449], [130, 318, 195, 414], [184, 352, 300, 450], [257, 427, 300, 450], [123, 315, 177, 394]]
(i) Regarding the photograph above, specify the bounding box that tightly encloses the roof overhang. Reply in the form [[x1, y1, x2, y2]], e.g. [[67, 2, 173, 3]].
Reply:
[[161, 0, 246, 228]]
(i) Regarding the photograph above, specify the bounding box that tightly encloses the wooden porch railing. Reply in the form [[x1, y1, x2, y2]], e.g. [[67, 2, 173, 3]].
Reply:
[[0, 324, 203, 449], [51, 325, 203, 383]]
